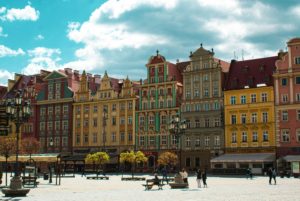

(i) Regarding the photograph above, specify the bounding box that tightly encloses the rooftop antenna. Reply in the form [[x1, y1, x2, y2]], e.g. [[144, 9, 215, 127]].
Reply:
[[233, 51, 237, 60]]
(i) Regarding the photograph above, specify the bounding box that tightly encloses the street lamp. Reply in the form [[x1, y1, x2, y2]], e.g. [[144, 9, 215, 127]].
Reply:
[[102, 106, 108, 152], [2, 90, 31, 196], [169, 113, 186, 170], [49, 138, 54, 183]]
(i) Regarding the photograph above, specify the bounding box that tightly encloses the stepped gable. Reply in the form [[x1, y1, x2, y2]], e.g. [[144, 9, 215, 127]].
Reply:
[[224, 56, 278, 91]]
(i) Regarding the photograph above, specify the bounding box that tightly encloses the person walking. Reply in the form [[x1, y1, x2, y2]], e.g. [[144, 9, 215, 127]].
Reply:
[[268, 167, 273, 184], [196, 168, 202, 188], [202, 169, 207, 188], [272, 168, 277, 185], [161, 167, 168, 184]]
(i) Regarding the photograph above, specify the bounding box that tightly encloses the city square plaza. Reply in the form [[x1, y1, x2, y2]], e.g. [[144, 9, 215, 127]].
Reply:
[[0, 174, 299, 201]]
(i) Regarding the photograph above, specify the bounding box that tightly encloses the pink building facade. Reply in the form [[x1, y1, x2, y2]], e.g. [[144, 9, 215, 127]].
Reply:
[[274, 38, 300, 158]]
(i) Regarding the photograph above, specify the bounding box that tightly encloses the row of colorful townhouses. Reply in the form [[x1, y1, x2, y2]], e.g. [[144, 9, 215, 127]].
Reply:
[[0, 38, 300, 175]]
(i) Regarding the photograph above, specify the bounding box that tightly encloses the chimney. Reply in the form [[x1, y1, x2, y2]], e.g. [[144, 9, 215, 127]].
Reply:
[[94, 74, 101, 83], [176, 59, 179, 63], [64, 68, 72, 75]]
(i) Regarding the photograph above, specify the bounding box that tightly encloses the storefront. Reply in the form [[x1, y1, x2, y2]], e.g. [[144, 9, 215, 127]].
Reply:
[[210, 153, 275, 175]]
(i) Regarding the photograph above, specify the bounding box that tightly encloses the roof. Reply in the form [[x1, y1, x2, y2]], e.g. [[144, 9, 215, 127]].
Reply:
[[224, 56, 278, 90], [211, 153, 275, 163], [287, 37, 300, 44], [283, 155, 300, 162], [0, 86, 7, 98], [176, 61, 190, 74], [214, 58, 230, 72]]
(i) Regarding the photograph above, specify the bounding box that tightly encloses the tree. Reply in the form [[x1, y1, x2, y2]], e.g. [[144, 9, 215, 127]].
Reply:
[[20, 137, 40, 160], [157, 151, 178, 171], [119, 151, 148, 178], [0, 137, 16, 186], [85, 152, 110, 176]]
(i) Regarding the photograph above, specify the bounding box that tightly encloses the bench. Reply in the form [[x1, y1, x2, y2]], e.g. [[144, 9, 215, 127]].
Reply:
[[22, 176, 38, 187], [142, 179, 165, 190], [169, 175, 188, 189], [87, 176, 109, 180]]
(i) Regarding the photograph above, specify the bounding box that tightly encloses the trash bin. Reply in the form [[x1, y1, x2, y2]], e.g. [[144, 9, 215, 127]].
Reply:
[[44, 173, 49, 180]]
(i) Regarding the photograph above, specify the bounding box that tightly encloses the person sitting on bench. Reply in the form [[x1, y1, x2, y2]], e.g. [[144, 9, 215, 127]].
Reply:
[[153, 173, 160, 185]]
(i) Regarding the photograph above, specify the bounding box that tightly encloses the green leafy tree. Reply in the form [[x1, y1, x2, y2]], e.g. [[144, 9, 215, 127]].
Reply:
[[120, 151, 148, 178], [0, 137, 16, 186], [157, 151, 178, 170], [85, 152, 110, 176]]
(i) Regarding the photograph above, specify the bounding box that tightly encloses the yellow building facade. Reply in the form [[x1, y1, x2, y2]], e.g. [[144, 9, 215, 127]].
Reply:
[[72, 71, 138, 161], [224, 86, 276, 153]]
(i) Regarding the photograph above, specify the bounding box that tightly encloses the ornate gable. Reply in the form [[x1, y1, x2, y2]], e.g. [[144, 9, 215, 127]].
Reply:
[[43, 71, 67, 81]]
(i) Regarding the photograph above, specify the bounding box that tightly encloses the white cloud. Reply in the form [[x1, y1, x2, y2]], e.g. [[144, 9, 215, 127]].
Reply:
[[0, 45, 25, 57], [291, 5, 300, 17], [66, 0, 174, 71], [0, 69, 14, 86], [0, 5, 39, 21], [0, 27, 7, 37], [35, 34, 44, 40], [23, 47, 61, 75], [91, 0, 178, 20]]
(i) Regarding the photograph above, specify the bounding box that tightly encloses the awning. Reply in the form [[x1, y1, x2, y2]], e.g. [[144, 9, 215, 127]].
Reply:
[[0, 153, 61, 163], [283, 155, 300, 162], [211, 153, 275, 163]]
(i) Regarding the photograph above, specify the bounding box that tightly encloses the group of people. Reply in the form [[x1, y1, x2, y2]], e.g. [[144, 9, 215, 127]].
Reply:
[[196, 169, 207, 188]]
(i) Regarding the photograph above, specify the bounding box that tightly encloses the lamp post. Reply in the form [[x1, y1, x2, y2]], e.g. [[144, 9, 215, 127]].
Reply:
[[169, 113, 186, 170], [2, 90, 31, 196], [49, 139, 53, 183], [102, 106, 108, 152]]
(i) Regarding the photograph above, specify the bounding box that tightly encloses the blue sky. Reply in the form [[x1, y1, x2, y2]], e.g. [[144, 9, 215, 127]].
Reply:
[[0, 0, 300, 86]]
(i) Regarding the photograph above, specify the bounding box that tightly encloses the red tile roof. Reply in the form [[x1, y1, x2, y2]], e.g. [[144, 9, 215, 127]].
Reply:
[[224, 56, 278, 91]]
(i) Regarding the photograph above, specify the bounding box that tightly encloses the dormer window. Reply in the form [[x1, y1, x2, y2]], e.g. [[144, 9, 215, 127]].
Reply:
[[259, 65, 265, 72], [247, 77, 254, 86], [243, 66, 249, 73]]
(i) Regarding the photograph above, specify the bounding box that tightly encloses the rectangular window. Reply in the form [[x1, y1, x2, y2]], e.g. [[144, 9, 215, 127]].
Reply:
[[149, 136, 155, 145], [262, 112, 268, 123], [84, 119, 89, 127], [296, 57, 300, 64], [252, 131, 258, 142], [214, 102, 219, 110], [120, 117, 125, 125], [161, 136, 167, 145], [84, 134, 88, 144], [214, 118, 220, 127], [111, 132, 116, 142], [185, 104, 190, 112], [242, 132, 247, 142], [282, 94, 288, 103], [298, 110, 300, 120], [204, 136, 210, 146], [40, 122, 45, 131], [112, 116, 116, 126], [120, 132, 125, 142], [295, 77, 300, 84], [76, 134, 80, 144], [120, 103, 125, 110], [251, 113, 257, 123], [47, 122, 53, 131], [186, 137, 191, 147], [241, 95, 246, 104], [194, 89, 199, 97], [195, 138, 201, 147], [230, 96, 236, 105], [204, 88, 209, 97], [261, 93, 268, 102], [139, 116, 144, 125], [76, 106, 80, 114], [63, 121, 68, 130], [263, 131, 269, 142], [149, 116, 154, 125], [128, 132, 132, 141], [195, 104, 200, 111], [204, 103, 210, 111], [139, 136, 145, 146], [93, 118, 97, 127], [112, 104, 117, 111], [214, 136, 220, 146], [84, 106, 89, 113], [55, 106, 60, 115], [231, 115, 237, 124], [204, 74, 209, 81], [128, 102, 133, 110], [281, 78, 288, 86], [241, 114, 246, 124], [297, 129, 300, 142], [231, 132, 237, 143], [186, 120, 191, 129], [213, 87, 218, 96], [205, 119, 210, 127], [186, 91, 191, 98], [48, 107, 53, 116], [282, 111, 288, 121], [172, 135, 177, 145], [55, 121, 60, 130], [143, 102, 147, 110], [93, 105, 98, 113], [161, 116, 167, 124], [128, 116, 132, 125], [296, 94, 300, 102], [251, 94, 256, 103], [160, 101, 164, 108], [282, 130, 290, 142], [93, 133, 97, 143]]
